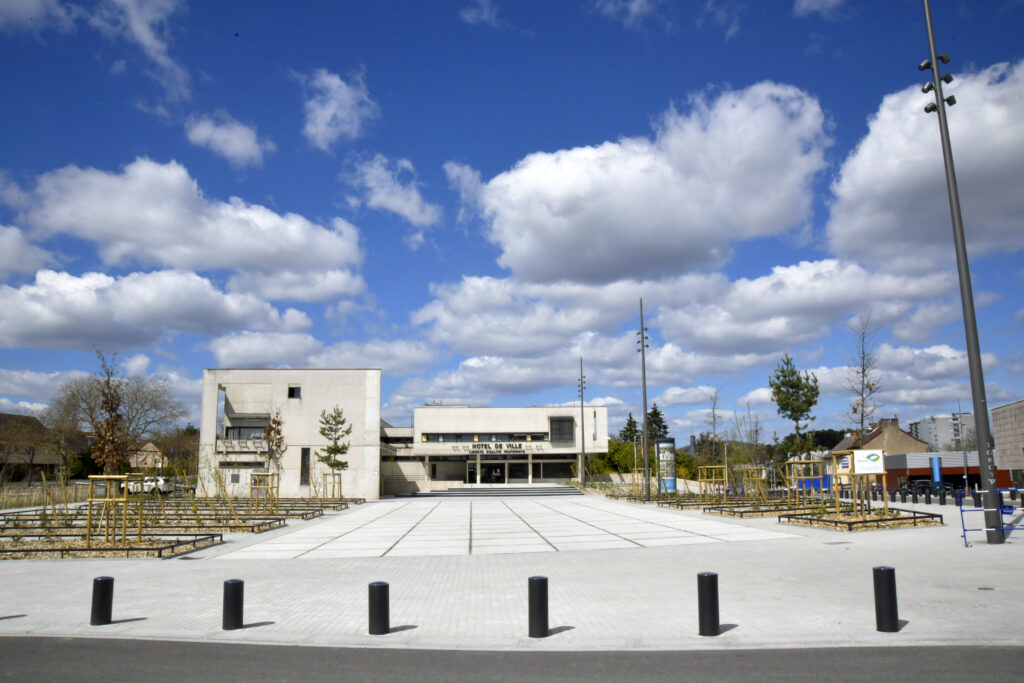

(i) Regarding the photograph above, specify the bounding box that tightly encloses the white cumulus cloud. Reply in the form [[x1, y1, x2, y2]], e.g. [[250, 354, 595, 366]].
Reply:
[[296, 68, 378, 151], [472, 81, 830, 283], [828, 60, 1024, 274], [348, 155, 442, 249], [185, 111, 275, 168]]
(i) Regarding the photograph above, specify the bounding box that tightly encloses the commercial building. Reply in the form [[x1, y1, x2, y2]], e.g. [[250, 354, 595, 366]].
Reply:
[[198, 369, 609, 498]]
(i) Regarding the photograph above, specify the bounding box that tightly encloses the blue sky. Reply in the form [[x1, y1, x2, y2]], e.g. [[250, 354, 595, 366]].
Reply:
[[1, 0, 1022, 445]]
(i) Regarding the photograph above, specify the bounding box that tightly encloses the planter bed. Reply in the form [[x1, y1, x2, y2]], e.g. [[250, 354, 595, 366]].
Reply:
[[777, 508, 943, 530], [704, 504, 833, 518], [0, 533, 223, 559]]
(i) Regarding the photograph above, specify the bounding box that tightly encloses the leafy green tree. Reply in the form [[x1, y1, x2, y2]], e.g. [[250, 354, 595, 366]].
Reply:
[[618, 413, 640, 443], [768, 354, 819, 453], [646, 403, 669, 440], [315, 406, 352, 473]]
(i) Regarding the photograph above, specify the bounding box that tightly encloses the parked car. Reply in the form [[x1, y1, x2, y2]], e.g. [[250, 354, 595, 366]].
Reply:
[[122, 476, 172, 494], [901, 480, 958, 496]]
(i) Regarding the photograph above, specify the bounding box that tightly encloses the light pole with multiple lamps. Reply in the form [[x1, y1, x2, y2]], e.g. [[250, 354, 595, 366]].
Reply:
[[919, 0, 1002, 543], [637, 299, 651, 500], [578, 357, 586, 487]]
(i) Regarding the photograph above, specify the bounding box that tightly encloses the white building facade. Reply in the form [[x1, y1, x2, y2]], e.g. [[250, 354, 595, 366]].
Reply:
[[199, 369, 612, 498], [198, 368, 382, 500], [908, 412, 973, 452]]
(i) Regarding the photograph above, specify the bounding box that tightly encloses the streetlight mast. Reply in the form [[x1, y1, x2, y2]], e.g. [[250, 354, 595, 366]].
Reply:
[[637, 299, 651, 500], [578, 356, 586, 487], [920, 0, 1002, 543]]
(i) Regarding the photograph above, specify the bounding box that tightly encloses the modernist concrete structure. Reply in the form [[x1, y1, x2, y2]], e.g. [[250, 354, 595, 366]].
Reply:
[[908, 412, 973, 451], [199, 368, 383, 501], [379, 405, 608, 493], [199, 369, 610, 498]]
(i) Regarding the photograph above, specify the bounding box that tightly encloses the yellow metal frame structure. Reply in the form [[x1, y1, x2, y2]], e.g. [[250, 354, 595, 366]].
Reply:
[[322, 471, 342, 500], [85, 475, 128, 548], [248, 471, 280, 514], [698, 465, 728, 505], [830, 450, 889, 517], [631, 468, 644, 497], [785, 459, 824, 508]]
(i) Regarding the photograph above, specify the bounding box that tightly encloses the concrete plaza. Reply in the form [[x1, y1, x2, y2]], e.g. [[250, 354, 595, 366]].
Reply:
[[0, 494, 1021, 651]]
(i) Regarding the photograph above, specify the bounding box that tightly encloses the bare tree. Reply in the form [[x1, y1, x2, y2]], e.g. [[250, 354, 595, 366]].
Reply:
[[844, 314, 882, 441], [731, 402, 764, 464], [49, 352, 187, 473], [703, 389, 722, 462], [263, 409, 286, 471]]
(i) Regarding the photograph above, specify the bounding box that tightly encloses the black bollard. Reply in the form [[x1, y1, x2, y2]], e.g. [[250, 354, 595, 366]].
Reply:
[[1010, 490, 1017, 501], [697, 572, 720, 637], [925, 490, 932, 504], [90, 576, 114, 626], [972, 492, 981, 507], [900, 492, 907, 504], [939, 491, 946, 506], [873, 566, 899, 632], [912, 492, 918, 504], [222, 579, 244, 631], [890, 491, 896, 503], [368, 581, 390, 635], [528, 576, 548, 638]]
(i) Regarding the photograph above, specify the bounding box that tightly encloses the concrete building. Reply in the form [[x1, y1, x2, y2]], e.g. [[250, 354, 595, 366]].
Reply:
[[992, 399, 1024, 477], [199, 369, 610, 498], [908, 412, 973, 452], [198, 368, 382, 500]]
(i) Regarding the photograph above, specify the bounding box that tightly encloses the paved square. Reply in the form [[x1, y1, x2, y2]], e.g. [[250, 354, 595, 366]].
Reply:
[[214, 496, 796, 560]]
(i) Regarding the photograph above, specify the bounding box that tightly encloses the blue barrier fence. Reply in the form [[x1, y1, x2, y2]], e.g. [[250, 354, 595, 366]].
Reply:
[[958, 489, 1023, 547]]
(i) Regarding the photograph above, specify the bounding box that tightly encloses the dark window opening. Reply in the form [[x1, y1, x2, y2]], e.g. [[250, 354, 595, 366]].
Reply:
[[300, 447, 310, 485], [549, 417, 575, 443], [288, 386, 302, 399]]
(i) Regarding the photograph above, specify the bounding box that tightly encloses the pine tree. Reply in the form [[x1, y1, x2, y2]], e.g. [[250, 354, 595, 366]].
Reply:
[[646, 403, 669, 440], [618, 413, 640, 442], [768, 354, 820, 454], [315, 406, 352, 472]]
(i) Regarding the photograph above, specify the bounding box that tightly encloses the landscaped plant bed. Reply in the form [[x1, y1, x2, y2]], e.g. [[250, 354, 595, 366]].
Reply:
[[777, 508, 943, 530], [0, 533, 223, 559], [704, 504, 833, 518]]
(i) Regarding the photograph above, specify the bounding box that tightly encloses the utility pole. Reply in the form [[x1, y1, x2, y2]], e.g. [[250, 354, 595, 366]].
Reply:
[[920, 0, 1002, 543], [637, 299, 651, 500], [578, 357, 586, 487]]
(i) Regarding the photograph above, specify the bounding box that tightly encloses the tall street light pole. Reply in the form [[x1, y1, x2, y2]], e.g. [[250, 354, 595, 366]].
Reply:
[[637, 299, 651, 500], [578, 356, 586, 487], [920, 0, 1002, 543]]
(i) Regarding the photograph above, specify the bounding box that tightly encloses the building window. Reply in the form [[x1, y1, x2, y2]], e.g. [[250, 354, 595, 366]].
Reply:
[[288, 386, 302, 399], [549, 417, 575, 443], [300, 447, 310, 485]]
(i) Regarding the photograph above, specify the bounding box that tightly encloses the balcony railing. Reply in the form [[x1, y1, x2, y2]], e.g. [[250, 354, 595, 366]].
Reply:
[[216, 438, 268, 453]]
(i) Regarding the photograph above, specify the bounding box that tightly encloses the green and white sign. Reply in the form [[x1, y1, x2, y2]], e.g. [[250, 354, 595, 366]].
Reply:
[[852, 449, 885, 474]]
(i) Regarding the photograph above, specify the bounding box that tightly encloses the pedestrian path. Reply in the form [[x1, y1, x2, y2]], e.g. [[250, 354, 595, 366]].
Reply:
[[213, 497, 797, 560]]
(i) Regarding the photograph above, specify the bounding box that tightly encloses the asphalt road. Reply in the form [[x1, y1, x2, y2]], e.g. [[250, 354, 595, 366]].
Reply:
[[1, 637, 1021, 682]]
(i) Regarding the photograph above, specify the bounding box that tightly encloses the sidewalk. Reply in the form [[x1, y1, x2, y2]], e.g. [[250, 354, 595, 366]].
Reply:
[[0, 495, 1021, 651]]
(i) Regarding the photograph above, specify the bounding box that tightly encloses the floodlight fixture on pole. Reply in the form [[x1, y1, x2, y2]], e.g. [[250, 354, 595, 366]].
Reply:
[[920, 0, 1002, 543], [578, 356, 586, 486], [637, 299, 651, 501]]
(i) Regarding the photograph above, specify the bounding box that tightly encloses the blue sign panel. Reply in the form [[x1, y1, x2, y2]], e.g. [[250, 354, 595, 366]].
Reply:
[[930, 456, 942, 483]]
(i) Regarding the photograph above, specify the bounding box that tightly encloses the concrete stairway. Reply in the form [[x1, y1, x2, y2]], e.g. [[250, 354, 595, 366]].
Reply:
[[399, 485, 583, 498]]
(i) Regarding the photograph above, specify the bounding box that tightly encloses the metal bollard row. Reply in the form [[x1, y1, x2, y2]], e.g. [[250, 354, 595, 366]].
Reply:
[[89, 568, 904, 637]]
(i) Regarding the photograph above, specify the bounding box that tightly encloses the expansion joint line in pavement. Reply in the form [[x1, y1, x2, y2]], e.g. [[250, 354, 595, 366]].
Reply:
[[499, 500, 560, 552], [529, 500, 643, 547], [381, 501, 443, 556], [559, 498, 724, 541], [295, 501, 411, 558], [468, 501, 473, 554]]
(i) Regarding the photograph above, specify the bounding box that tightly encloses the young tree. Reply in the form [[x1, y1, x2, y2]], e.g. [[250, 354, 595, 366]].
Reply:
[[646, 403, 669, 440], [49, 352, 187, 470], [704, 389, 721, 441], [731, 402, 764, 464], [618, 413, 640, 443], [843, 313, 882, 441], [768, 354, 820, 455], [91, 352, 133, 473], [315, 406, 352, 471], [263, 409, 286, 470]]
